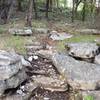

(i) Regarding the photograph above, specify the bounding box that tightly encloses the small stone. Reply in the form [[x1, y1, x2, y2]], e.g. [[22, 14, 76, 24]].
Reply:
[[16, 90, 23, 95], [25, 29, 32, 34], [20, 86, 25, 91], [20, 56, 31, 67], [28, 56, 33, 62], [33, 55, 38, 60], [22, 93, 26, 97], [49, 65, 52, 68], [44, 97, 50, 100]]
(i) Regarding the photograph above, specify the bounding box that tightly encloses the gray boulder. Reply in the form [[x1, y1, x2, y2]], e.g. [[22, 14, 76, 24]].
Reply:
[[6, 69, 27, 89], [0, 50, 27, 96], [9, 28, 32, 36], [65, 43, 99, 61], [49, 31, 73, 41], [0, 50, 22, 79], [52, 53, 100, 90]]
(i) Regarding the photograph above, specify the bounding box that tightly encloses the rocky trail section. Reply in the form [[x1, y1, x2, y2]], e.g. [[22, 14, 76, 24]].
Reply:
[[0, 42, 100, 100], [0, 50, 70, 100], [34, 42, 100, 100]]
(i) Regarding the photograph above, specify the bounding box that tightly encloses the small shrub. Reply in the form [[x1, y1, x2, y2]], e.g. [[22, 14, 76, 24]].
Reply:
[[84, 95, 94, 100]]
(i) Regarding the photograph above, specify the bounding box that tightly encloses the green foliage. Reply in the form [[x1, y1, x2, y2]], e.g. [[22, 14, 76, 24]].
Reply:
[[0, 26, 6, 34], [32, 20, 47, 28], [56, 35, 98, 51], [84, 95, 94, 100], [0, 34, 35, 54]]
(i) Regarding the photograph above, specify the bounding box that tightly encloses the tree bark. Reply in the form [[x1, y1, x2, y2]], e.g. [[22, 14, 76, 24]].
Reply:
[[46, 0, 49, 19], [82, 0, 86, 21], [26, 0, 33, 26], [0, 0, 15, 24], [33, 0, 37, 19], [72, 0, 75, 22]]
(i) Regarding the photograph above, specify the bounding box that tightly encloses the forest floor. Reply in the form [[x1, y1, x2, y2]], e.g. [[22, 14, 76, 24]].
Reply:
[[0, 19, 100, 55], [0, 18, 100, 100]]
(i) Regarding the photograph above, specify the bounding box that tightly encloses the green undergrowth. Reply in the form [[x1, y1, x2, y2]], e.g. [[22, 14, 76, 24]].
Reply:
[[0, 34, 35, 55], [32, 20, 47, 28], [57, 35, 99, 51], [0, 25, 7, 34], [83, 95, 94, 100]]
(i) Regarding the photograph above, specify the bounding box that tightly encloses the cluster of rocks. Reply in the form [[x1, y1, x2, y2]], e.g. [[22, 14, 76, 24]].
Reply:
[[36, 42, 100, 100], [1, 42, 100, 100], [0, 49, 69, 100], [9, 27, 73, 41], [8, 27, 50, 36], [0, 50, 28, 97]]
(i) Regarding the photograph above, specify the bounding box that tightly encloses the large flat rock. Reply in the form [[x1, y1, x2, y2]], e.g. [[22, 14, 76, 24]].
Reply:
[[52, 53, 100, 90], [49, 31, 73, 41], [32, 75, 67, 92], [0, 50, 27, 96], [0, 50, 22, 80], [9, 28, 32, 36], [65, 43, 99, 59]]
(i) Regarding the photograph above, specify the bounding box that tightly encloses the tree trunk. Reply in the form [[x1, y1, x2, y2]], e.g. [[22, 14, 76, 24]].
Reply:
[[46, 0, 49, 19], [72, 0, 75, 22], [17, 0, 22, 11], [26, 0, 33, 26], [6, 0, 15, 23], [82, 0, 86, 21], [33, 0, 37, 19], [0, 0, 15, 24]]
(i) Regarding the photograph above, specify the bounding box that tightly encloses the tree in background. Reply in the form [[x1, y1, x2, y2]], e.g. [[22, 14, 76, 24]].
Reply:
[[26, 0, 34, 26]]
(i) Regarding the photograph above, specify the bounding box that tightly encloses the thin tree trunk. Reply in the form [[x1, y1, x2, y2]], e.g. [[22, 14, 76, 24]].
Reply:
[[6, 0, 14, 23], [33, 0, 37, 19], [17, 0, 22, 11], [46, 0, 49, 19], [72, 0, 75, 22], [82, 0, 86, 21], [26, 0, 33, 26]]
